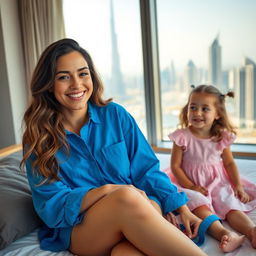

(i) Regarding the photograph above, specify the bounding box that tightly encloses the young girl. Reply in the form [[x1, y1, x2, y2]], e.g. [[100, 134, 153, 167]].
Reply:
[[166, 85, 256, 253], [21, 39, 207, 256]]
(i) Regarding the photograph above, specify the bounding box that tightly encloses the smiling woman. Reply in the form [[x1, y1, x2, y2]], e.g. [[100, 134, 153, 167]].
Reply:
[[20, 38, 207, 256]]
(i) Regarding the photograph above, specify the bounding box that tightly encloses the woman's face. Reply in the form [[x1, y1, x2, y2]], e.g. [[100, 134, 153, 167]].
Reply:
[[53, 51, 93, 116]]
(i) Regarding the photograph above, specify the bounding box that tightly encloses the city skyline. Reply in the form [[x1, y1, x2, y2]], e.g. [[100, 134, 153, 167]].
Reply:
[[64, 0, 256, 75], [160, 35, 256, 143], [63, 0, 256, 142]]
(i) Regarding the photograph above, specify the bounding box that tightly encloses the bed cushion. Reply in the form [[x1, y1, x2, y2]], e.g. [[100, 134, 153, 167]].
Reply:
[[0, 151, 42, 249]]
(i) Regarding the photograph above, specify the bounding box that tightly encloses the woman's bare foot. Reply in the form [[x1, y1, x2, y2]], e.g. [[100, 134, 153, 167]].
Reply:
[[219, 232, 245, 253], [249, 227, 256, 248]]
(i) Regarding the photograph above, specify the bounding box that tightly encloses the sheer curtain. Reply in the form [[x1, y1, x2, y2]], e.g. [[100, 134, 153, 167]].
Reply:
[[18, 0, 66, 91]]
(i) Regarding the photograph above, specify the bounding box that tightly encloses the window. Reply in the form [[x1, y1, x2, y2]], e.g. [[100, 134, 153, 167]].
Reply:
[[157, 0, 256, 144], [63, 0, 146, 136], [63, 0, 256, 152]]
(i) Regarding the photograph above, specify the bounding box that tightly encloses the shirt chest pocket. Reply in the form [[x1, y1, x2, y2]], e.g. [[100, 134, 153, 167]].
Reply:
[[100, 140, 131, 182]]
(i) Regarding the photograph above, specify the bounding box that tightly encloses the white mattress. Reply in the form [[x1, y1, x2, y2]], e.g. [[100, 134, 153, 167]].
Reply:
[[0, 154, 255, 256]]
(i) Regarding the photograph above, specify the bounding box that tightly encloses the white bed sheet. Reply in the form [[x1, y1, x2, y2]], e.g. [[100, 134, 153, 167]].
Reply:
[[0, 154, 255, 256], [0, 231, 74, 256]]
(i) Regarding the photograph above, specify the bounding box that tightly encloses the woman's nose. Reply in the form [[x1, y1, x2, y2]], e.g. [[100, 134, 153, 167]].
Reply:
[[70, 76, 81, 88]]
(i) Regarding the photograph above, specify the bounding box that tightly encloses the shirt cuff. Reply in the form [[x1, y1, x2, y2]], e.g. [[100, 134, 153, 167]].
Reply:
[[65, 186, 94, 225], [162, 192, 188, 215]]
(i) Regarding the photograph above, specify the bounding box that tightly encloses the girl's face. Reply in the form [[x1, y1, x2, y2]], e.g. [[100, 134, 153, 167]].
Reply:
[[187, 92, 219, 132], [53, 51, 93, 117]]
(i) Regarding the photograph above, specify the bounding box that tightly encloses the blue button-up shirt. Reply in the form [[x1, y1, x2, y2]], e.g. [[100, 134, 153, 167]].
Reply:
[[26, 102, 187, 252]]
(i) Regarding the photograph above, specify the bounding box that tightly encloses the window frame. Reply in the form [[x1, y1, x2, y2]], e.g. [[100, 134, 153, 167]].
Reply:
[[139, 0, 256, 159]]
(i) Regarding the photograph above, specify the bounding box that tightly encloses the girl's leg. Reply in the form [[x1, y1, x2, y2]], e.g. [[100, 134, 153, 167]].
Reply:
[[193, 206, 245, 252], [226, 210, 256, 248], [70, 187, 207, 256]]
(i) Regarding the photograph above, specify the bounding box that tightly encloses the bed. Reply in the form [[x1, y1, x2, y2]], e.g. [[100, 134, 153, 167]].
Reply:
[[0, 145, 255, 256]]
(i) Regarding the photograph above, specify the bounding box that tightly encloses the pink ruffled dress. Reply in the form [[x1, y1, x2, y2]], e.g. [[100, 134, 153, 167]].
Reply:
[[166, 128, 256, 219]]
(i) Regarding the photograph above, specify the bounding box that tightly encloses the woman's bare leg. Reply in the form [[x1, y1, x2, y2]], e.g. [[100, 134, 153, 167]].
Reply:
[[111, 240, 146, 256], [226, 210, 256, 248], [193, 206, 245, 252], [110, 200, 161, 256], [70, 187, 207, 256]]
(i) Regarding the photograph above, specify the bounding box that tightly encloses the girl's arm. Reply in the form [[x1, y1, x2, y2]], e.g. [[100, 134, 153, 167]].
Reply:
[[171, 142, 208, 196], [222, 147, 251, 203], [171, 142, 193, 189]]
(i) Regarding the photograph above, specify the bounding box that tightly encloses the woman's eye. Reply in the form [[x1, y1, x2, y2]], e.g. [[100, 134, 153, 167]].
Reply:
[[57, 75, 69, 80], [80, 72, 89, 77]]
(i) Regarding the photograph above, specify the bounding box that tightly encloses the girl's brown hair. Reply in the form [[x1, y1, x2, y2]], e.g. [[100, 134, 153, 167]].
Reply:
[[21, 38, 112, 182], [179, 84, 236, 141]]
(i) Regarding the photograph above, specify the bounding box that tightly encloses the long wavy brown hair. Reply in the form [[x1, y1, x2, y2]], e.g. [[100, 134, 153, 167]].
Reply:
[[179, 84, 236, 141], [21, 38, 112, 182]]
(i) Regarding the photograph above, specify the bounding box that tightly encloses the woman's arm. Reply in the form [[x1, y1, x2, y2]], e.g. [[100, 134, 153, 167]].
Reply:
[[119, 108, 188, 215], [222, 147, 251, 203], [171, 143, 208, 196]]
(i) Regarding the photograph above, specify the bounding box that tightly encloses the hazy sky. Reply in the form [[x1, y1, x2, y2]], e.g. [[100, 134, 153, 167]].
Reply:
[[157, 0, 256, 70], [64, 0, 256, 75]]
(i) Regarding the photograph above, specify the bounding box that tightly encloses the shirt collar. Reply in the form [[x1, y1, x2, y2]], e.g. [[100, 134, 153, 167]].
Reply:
[[88, 101, 101, 124], [65, 102, 101, 135]]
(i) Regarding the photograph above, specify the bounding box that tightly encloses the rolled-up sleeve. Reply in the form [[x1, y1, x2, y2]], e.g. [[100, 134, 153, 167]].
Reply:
[[120, 110, 188, 215], [26, 160, 93, 228]]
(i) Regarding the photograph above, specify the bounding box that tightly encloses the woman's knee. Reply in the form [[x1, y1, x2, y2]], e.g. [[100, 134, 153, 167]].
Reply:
[[109, 187, 150, 215]]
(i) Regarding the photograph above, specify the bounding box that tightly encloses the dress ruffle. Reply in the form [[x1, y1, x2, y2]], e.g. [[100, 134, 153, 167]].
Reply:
[[168, 129, 187, 152], [217, 130, 236, 152]]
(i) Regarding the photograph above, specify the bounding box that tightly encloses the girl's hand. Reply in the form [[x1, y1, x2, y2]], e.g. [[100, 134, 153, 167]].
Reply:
[[234, 184, 251, 203], [190, 185, 208, 196], [177, 205, 202, 239], [165, 212, 179, 229]]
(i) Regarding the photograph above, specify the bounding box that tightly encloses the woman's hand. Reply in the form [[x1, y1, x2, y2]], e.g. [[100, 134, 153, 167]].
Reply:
[[176, 205, 202, 239], [190, 185, 208, 196], [165, 212, 179, 229], [234, 184, 251, 203]]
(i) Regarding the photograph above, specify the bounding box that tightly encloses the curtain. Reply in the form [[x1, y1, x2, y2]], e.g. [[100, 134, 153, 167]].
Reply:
[[18, 0, 66, 92]]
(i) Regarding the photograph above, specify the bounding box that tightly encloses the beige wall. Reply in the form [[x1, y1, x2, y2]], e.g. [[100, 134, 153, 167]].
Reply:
[[0, 0, 27, 148]]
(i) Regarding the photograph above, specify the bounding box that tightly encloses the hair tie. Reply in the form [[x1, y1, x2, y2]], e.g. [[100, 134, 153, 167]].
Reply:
[[191, 84, 195, 89], [226, 91, 235, 98]]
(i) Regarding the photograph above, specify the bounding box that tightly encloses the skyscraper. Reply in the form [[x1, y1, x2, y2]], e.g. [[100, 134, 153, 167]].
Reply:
[[208, 35, 222, 90], [244, 58, 256, 128], [110, 0, 126, 98], [237, 67, 246, 128], [184, 60, 198, 90], [170, 60, 176, 89]]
